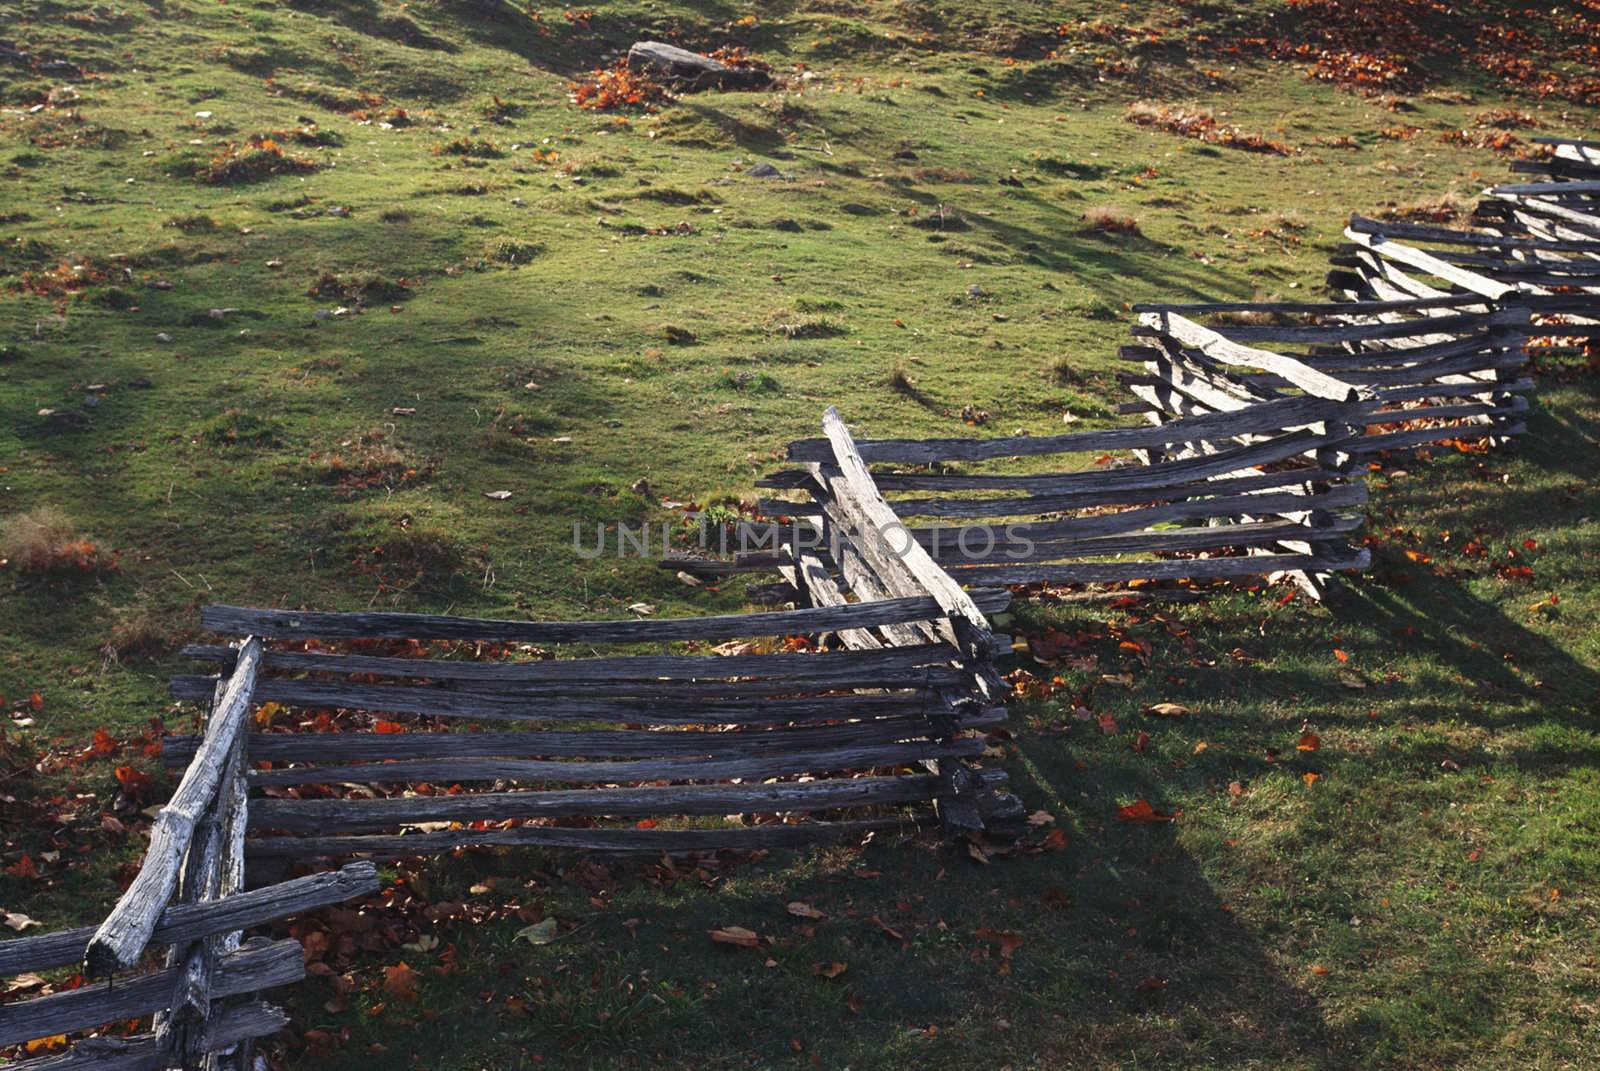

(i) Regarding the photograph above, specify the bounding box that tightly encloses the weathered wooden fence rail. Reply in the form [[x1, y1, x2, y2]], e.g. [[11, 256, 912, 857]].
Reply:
[[1129, 296, 1532, 457], [0, 636, 377, 1066], [164, 588, 1022, 861], [9, 131, 1597, 1070], [736, 375, 1370, 601]]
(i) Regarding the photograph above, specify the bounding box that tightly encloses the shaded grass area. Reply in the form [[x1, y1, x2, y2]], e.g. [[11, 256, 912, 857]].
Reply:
[[1, 0, 1598, 1067]]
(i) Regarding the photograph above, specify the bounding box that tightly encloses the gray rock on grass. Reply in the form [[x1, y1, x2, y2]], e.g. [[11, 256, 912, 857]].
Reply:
[[626, 41, 771, 91]]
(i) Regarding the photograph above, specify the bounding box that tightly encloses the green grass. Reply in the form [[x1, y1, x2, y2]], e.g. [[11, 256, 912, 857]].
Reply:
[[2, 1, 1599, 1068]]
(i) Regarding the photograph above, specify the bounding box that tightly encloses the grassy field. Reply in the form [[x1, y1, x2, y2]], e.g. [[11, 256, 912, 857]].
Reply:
[[2, 1, 1599, 1067]]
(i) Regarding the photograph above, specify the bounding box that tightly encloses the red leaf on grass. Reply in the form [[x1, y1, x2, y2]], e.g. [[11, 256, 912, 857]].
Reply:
[[1115, 799, 1180, 824]]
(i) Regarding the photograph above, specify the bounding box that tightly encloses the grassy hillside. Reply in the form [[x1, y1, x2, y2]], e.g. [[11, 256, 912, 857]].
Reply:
[[2, 1, 1599, 1068]]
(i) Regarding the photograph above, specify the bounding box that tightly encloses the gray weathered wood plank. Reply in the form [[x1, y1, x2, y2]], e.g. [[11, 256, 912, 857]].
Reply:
[[84, 639, 262, 978], [248, 817, 923, 859], [249, 775, 943, 833], [0, 939, 302, 1048], [198, 593, 1012, 644], [0, 864, 378, 975]]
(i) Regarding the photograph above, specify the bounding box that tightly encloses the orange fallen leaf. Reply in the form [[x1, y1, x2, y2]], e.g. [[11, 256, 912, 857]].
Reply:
[[812, 961, 848, 979], [975, 928, 1024, 960], [28, 692, 43, 712], [114, 765, 153, 795], [24, 1035, 67, 1056], [1303, 772, 1321, 787], [1333, 649, 1349, 663], [1309, 964, 1331, 976], [382, 962, 422, 1002], [1297, 732, 1321, 752]]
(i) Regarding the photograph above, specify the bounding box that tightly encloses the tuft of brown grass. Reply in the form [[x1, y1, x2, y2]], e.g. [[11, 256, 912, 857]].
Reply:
[[1125, 101, 1296, 156], [1, 507, 114, 576], [1083, 205, 1141, 235], [887, 362, 917, 394], [1475, 108, 1538, 130], [1381, 192, 1473, 225], [306, 428, 422, 495], [202, 136, 318, 185]]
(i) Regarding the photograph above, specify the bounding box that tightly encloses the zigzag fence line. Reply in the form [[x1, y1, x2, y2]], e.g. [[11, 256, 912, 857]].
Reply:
[[4, 140, 1596, 1066]]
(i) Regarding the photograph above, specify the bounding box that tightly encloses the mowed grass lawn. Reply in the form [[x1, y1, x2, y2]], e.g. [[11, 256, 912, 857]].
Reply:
[[2, 1, 1599, 1068]]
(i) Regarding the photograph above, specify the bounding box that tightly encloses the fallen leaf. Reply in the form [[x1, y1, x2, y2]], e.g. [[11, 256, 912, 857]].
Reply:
[[6, 971, 46, 993], [709, 926, 761, 948], [1144, 702, 1190, 717], [24, 1035, 68, 1056], [515, 918, 558, 945], [382, 962, 423, 1001], [1026, 810, 1055, 827], [975, 928, 1024, 960], [1333, 649, 1350, 663], [1115, 799, 1180, 823], [812, 961, 848, 979], [482, 490, 513, 500], [787, 901, 826, 920], [1303, 772, 1321, 787], [4, 911, 40, 932], [870, 915, 905, 942], [1297, 732, 1321, 752]]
